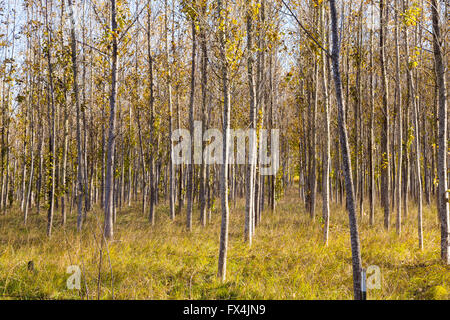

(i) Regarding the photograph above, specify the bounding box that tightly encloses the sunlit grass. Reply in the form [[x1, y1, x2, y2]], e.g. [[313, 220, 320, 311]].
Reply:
[[0, 189, 448, 300]]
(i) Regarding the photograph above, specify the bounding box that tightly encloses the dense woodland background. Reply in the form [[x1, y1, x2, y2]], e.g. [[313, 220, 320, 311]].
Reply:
[[0, 0, 448, 300]]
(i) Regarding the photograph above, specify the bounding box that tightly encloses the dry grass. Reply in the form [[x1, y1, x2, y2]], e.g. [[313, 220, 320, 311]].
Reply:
[[0, 188, 448, 300]]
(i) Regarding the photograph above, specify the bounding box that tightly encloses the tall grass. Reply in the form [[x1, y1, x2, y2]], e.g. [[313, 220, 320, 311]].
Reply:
[[0, 189, 448, 299]]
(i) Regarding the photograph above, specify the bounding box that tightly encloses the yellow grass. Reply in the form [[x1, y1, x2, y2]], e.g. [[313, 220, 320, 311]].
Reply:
[[0, 188, 448, 300]]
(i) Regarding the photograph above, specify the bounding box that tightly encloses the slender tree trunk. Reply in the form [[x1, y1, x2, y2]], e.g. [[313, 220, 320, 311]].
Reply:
[[186, 20, 196, 232], [431, 0, 449, 264], [165, 0, 175, 221], [245, 7, 257, 244], [394, 0, 403, 235], [403, 0, 423, 249], [147, 2, 156, 225], [329, 0, 363, 300], [45, 0, 56, 237], [321, 3, 330, 245], [217, 0, 231, 281], [369, 0, 375, 226], [309, 61, 318, 220], [68, 0, 84, 232], [104, 0, 119, 240], [199, 4, 208, 227], [380, 0, 390, 230], [24, 101, 34, 224]]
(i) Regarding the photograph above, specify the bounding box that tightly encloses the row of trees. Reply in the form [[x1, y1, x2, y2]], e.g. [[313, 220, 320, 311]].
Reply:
[[0, 0, 448, 299]]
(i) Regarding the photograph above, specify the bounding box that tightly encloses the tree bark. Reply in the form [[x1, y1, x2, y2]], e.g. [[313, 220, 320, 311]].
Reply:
[[380, 0, 390, 230], [321, 3, 330, 245], [186, 19, 196, 232], [329, 0, 363, 300], [431, 0, 449, 264], [104, 0, 119, 239], [217, 0, 231, 281]]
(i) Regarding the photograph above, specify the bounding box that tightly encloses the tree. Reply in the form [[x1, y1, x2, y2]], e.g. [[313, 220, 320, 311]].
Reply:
[[394, 0, 403, 235], [44, 0, 56, 237], [104, 0, 119, 239], [165, 0, 175, 222], [431, 0, 449, 264], [217, 0, 231, 281], [320, 1, 330, 245], [245, 0, 257, 245], [185, 4, 197, 232], [67, 0, 85, 232], [329, 0, 363, 300], [379, 0, 390, 231], [368, 0, 375, 226]]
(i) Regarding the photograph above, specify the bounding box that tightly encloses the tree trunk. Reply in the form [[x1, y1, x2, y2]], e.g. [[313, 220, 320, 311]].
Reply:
[[245, 7, 257, 245], [186, 20, 196, 232], [329, 0, 363, 300], [431, 0, 449, 264], [394, 0, 403, 235], [321, 3, 330, 245], [68, 0, 85, 232], [104, 0, 118, 240], [45, 0, 56, 237], [369, 0, 375, 226], [217, 0, 231, 281], [165, 0, 175, 222], [380, 0, 390, 230]]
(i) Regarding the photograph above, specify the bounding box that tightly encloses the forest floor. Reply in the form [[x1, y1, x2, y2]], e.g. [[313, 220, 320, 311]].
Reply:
[[0, 188, 449, 300]]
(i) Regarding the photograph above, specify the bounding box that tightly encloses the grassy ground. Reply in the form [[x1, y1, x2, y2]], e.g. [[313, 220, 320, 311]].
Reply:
[[0, 188, 448, 300]]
